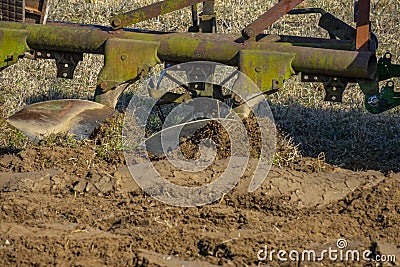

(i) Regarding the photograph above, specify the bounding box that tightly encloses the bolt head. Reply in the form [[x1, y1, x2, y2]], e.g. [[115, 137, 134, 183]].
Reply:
[[233, 94, 242, 103], [112, 18, 122, 27], [100, 81, 109, 90], [244, 28, 255, 38], [368, 95, 379, 107]]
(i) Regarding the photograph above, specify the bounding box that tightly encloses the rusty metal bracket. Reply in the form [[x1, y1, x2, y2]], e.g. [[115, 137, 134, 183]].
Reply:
[[355, 0, 370, 50], [25, 0, 49, 24], [0, 28, 29, 68], [199, 1, 216, 33], [301, 73, 330, 83], [188, 4, 199, 32], [238, 50, 295, 93], [323, 77, 348, 102], [53, 52, 83, 79], [319, 12, 357, 42], [319, 11, 378, 52], [95, 39, 161, 107], [110, 0, 206, 30], [242, 0, 305, 40], [35, 51, 83, 79], [301, 74, 349, 102]]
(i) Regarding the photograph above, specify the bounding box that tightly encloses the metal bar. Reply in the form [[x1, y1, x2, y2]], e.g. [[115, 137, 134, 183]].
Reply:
[[242, 0, 305, 39], [355, 0, 370, 50], [110, 0, 206, 30], [278, 35, 354, 50], [288, 8, 325, 15], [0, 21, 376, 79], [25, 0, 48, 24], [319, 12, 356, 41], [200, 0, 215, 33], [188, 4, 199, 32]]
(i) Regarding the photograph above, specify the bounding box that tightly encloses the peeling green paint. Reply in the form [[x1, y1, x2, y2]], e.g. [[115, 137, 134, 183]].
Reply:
[[97, 38, 161, 92], [0, 21, 376, 80], [238, 50, 295, 93], [167, 36, 201, 59], [0, 29, 29, 68]]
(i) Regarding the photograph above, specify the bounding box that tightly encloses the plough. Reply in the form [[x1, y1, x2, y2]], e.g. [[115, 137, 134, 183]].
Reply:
[[1, 0, 400, 141]]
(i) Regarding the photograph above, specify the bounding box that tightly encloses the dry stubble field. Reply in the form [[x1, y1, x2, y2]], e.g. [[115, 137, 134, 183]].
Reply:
[[1, 0, 400, 266]]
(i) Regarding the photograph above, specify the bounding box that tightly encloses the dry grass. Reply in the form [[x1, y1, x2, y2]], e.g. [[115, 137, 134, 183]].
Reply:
[[1, 0, 400, 171]]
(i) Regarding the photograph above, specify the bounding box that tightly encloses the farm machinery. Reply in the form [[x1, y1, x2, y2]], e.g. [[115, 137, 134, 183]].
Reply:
[[1, 0, 400, 141]]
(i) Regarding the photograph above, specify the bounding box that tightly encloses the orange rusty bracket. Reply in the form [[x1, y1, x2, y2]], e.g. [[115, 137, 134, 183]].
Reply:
[[242, 0, 306, 40], [110, 0, 207, 30], [355, 0, 371, 50]]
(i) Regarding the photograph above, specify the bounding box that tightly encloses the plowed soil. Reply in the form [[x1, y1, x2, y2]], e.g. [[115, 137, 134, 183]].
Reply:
[[0, 122, 399, 267], [1, 0, 400, 265]]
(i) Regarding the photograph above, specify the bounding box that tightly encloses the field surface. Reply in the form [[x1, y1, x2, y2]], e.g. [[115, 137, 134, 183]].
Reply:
[[1, 0, 400, 266]]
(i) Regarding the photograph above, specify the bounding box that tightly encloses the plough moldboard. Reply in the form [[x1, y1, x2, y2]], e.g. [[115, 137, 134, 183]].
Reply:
[[1, 0, 400, 141]]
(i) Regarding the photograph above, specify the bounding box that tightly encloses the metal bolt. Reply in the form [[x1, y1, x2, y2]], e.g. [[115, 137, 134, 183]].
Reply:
[[233, 94, 242, 103], [272, 79, 279, 90], [6, 54, 14, 66], [121, 54, 128, 61], [112, 18, 122, 28], [368, 95, 379, 107], [243, 28, 255, 38], [100, 81, 108, 90]]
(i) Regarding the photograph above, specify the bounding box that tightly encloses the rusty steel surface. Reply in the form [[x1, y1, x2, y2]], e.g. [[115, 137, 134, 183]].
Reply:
[[356, 0, 370, 50], [110, 0, 206, 30], [319, 12, 356, 41], [242, 0, 305, 39], [25, 0, 48, 24], [7, 99, 117, 140], [199, 1, 215, 33], [0, 20, 377, 79]]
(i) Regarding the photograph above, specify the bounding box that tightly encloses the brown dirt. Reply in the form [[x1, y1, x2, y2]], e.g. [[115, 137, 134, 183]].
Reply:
[[1, 121, 400, 267], [1, 0, 400, 266]]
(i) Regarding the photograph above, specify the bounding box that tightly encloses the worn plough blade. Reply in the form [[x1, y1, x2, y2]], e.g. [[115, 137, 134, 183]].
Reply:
[[7, 100, 117, 141], [144, 119, 213, 156], [143, 118, 239, 156]]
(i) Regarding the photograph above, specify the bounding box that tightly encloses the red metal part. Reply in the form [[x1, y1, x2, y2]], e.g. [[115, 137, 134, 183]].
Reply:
[[356, 0, 370, 50], [242, 0, 306, 39]]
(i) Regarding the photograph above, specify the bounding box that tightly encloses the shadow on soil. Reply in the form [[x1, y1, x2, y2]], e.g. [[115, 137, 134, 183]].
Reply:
[[0, 148, 22, 156], [116, 91, 400, 173], [271, 99, 400, 173]]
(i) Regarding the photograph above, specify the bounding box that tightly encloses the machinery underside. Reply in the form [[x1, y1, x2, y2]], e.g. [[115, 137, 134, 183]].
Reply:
[[1, 0, 400, 140]]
